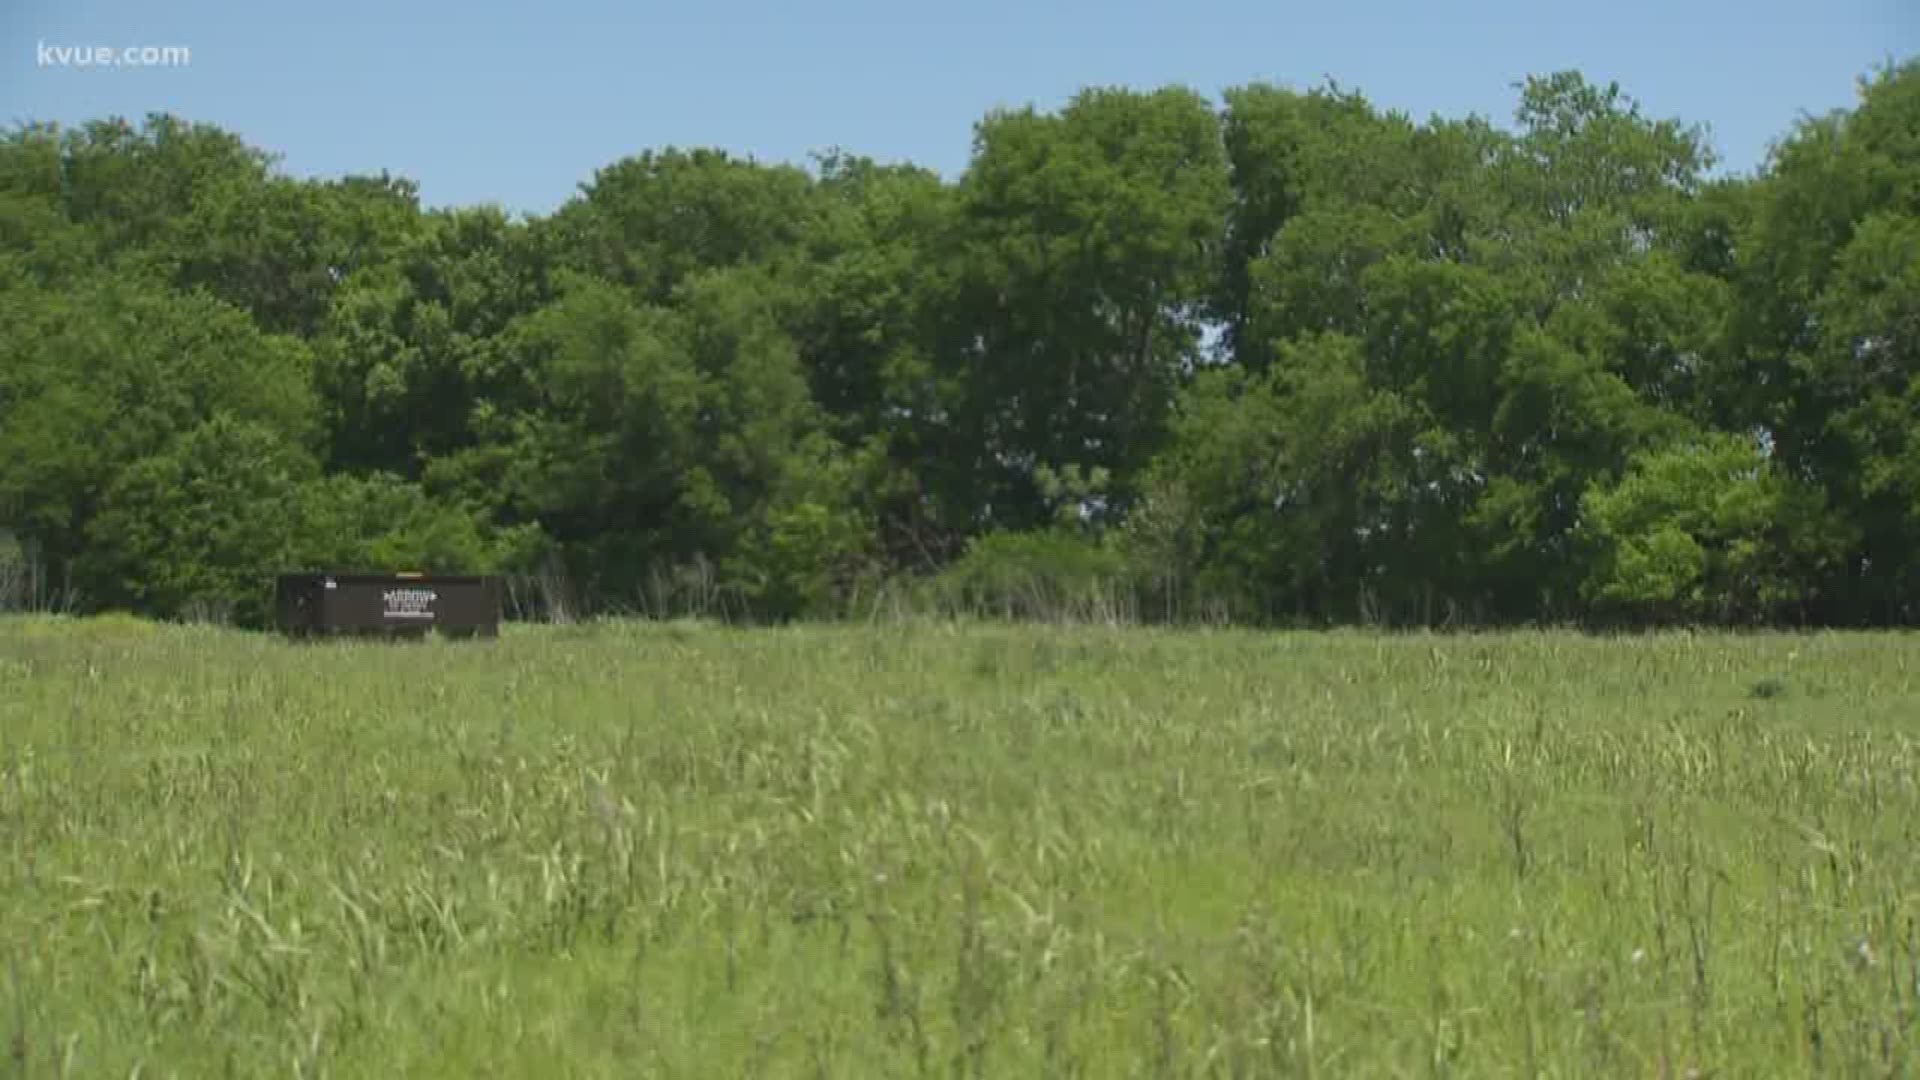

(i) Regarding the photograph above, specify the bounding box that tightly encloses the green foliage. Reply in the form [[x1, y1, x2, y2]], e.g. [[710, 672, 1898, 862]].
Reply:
[[173, 173, 426, 336], [77, 416, 319, 625], [933, 86, 1230, 528], [1216, 82, 1399, 354], [726, 494, 874, 620], [1132, 334, 1427, 622], [1580, 435, 1853, 623], [1724, 59, 1920, 619], [550, 148, 815, 304], [313, 206, 549, 478], [25, 115, 273, 254], [72, 418, 528, 626], [6, 61, 1919, 626], [929, 528, 1134, 621], [296, 472, 542, 578], [0, 272, 315, 590], [788, 154, 949, 441]]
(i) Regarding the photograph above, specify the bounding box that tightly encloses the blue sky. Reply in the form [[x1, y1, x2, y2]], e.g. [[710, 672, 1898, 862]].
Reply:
[[4, 0, 1913, 214]]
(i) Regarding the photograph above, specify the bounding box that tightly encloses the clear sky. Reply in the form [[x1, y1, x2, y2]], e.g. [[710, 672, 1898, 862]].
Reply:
[[3, 0, 1913, 214]]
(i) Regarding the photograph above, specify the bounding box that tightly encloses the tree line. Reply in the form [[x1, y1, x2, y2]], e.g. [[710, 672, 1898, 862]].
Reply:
[[1, 61, 1915, 627]]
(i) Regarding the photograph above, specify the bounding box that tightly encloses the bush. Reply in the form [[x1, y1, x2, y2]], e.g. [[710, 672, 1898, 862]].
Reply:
[[78, 416, 318, 625], [925, 529, 1137, 622], [74, 417, 540, 627], [296, 472, 545, 577], [724, 499, 876, 621], [1579, 434, 1855, 624]]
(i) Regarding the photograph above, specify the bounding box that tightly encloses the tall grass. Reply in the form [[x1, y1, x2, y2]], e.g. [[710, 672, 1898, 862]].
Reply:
[[2, 616, 1916, 1076]]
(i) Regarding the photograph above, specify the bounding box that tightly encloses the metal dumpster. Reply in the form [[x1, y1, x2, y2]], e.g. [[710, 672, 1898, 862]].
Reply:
[[276, 573, 501, 638]]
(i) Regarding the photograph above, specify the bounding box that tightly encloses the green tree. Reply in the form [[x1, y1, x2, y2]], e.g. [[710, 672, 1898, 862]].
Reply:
[[172, 172, 426, 336], [1132, 333, 1425, 622], [548, 148, 816, 305], [932, 86, 1229, 532], [78, 419, 529, 625], [32, 115, 273, 256], [1730, 60, 1920, 620], [0, 275, 314, 595], [1217, 83, 1440, 358], [78, 416, 318, 624], [786, 154, 957, 570], [472, 270, 868, 615], [296, 472, 540, 579], [1580, 435, 1853, 623], [5, 66, 1914, 628], [312, 206, 551, 479]]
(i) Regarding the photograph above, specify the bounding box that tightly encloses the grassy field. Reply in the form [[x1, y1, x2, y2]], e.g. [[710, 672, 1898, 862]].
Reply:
[[2, 616, 1917, 1077]]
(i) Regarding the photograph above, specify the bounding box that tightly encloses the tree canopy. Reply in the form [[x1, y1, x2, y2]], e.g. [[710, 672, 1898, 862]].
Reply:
[[3, 62, 1916, 625]]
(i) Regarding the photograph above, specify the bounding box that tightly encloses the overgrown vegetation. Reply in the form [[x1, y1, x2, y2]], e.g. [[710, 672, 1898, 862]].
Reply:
[[3, 618, 1917, 1075], [2, 61, 1916, 625]]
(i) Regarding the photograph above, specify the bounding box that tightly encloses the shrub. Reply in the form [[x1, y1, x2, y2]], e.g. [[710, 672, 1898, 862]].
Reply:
[[78, 416, 317, 625], [295, 472, 545, 578], [75, 417, 540, 627], [926, 529, 1136, 622], [1579, 434, 1855, 624]]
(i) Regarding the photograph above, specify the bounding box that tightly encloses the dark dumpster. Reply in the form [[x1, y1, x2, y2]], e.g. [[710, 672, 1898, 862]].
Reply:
[[276, 573, 502, 638]]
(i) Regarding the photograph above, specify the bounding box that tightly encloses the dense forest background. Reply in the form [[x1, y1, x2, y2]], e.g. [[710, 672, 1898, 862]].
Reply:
[[2, 61, 1915, 627]]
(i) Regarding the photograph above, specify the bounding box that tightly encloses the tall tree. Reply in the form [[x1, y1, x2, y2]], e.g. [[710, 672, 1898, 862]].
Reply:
[[0, 274, 314, 596], [1730, 61, 1920, 620], [932, 86, 1230, 533], [547, 148, 817, 305], [786, 153, 956, 567], [312, 206, 552, 479]]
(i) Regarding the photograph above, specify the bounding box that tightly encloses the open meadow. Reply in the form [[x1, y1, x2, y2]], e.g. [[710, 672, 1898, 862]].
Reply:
[[2, 616, 1918, 1077]]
